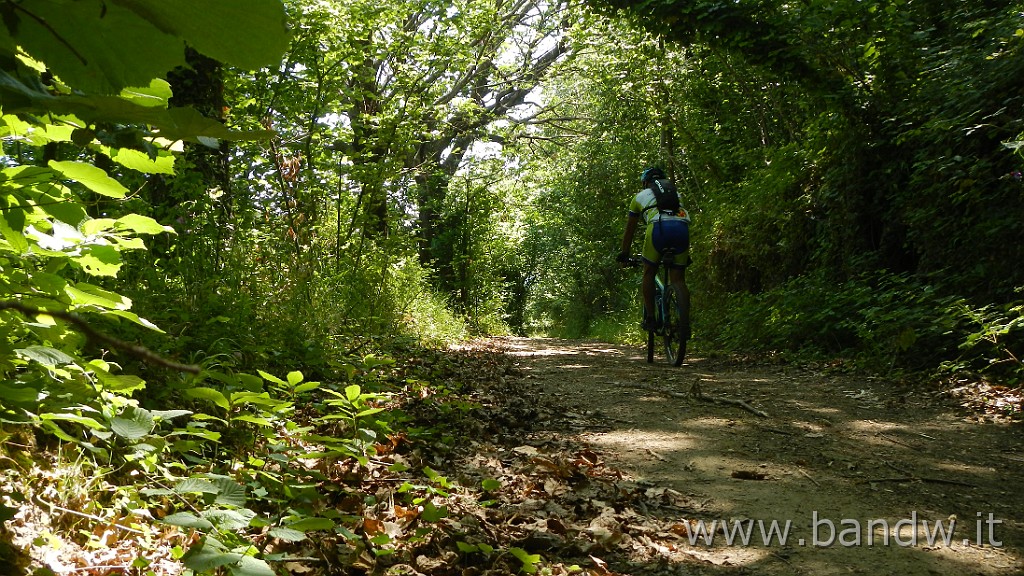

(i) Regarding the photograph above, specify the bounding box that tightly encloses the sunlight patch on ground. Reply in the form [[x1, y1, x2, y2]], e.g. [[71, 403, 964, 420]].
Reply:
[[678, 416, 748, 431], [793, 405, 845, 417], [505, 346, 579, 357], [669, 545, 773, 569], [584, 430, 697, 455], [846, 419, 908, 433], [929, 460, 1000, 477]]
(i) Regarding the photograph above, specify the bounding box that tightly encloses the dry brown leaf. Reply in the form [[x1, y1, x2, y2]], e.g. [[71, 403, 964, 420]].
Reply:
[[589, 554, 612, 575], [363, 517, 385, 535]]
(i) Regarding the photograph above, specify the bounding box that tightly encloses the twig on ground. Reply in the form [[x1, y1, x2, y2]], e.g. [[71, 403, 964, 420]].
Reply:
[[884, 460, 912, 476], [759, 426, 796, 436], [861, 476, 977, 488], [798, 468, 820, 487], [32, 495, 145, 535], [859, 460, 975, 487], [877, 433, 912, 447], [623, 380, 770, 417], [689, 380, 770, 418]]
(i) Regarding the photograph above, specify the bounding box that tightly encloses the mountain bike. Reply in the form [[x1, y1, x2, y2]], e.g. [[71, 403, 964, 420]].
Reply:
[[626, 252, 689, 366]]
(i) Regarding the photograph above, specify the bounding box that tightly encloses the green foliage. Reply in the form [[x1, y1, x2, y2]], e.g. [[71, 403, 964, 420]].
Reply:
[[944, 299, 1024, 385], [0, 1, 298, 572], [701, 267, 1024, 383], [0, 113, 175, 444], [0, 0, 287, 95]]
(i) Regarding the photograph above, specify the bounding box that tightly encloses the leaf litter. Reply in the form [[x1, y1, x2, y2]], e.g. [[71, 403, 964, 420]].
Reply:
[[3, 337, 1023, 575]]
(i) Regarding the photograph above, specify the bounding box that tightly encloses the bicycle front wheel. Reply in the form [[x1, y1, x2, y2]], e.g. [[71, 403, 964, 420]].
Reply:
[[662, 284, 687, 366]]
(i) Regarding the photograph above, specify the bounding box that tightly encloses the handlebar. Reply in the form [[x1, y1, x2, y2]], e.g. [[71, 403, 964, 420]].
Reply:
[[620, 255, 644, 268]]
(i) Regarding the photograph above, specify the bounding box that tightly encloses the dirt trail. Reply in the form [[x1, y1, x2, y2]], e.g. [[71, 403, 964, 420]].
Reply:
[[499, 337, 1024, 576]]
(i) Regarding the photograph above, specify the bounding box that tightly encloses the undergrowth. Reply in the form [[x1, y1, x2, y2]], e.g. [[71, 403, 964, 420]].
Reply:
[[701, 270, 1024, 393], [0, 343, 582, 575]]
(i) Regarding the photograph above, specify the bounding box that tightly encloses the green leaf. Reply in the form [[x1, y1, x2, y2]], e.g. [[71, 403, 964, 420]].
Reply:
[[293, 381, 320, 394], [95, 371, 146, 393], [257, 370, 287, 386], [229, 556, 277, 576], [163, 512, 214, 531], [15, 346, 76, 367], [181, 539, 243, 571], [73, 245, 122, 277], [104, 310, 164, 332], [112, 0, 290, 70], [421, 502, 448, 522], [0, 382, 41, 405], [8, 0, 185, 94], [175, 478, 219, 495], [285, 517, 335, 532], [201, 508, 255, 531], [119, 79, 173, 108], [235, 373, 265, 391], [150, 409, 193, 421], [231, 415, 275, 427], [286, 371, 303, 386], [457, 541, 480, 553], [80, 218, 118, 236], [48, 161, 128, 198], [100, 146, 175, 174], [345, 384, 362, 402], [110, 407, 155, 440], [268, 527, 307, 542], [30, 272, 67, 296], [481, 478, 501, 491], [65, 283, 132, 310], [510, 547, 542, 574], [0, 210, 29, 253], [185, 387, 231, 411], [0, 74, 273, 143], [115, 214, 174, 235], [139, 488, 175, 497]]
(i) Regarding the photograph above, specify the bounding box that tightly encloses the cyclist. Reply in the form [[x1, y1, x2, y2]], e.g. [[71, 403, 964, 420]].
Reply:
[[617, 167, 691, 337]]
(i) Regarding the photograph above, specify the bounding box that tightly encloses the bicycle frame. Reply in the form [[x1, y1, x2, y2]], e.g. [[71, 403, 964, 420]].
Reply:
[[627, 253, 687, 366]]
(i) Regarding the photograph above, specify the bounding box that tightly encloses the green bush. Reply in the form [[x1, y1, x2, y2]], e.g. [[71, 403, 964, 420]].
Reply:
[[703, 270, 966, 372]]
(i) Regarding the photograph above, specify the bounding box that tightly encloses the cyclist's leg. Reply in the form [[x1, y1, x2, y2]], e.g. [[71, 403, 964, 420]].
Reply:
[[640, 223, 661, 330], [641, 262, 658, 328], [658, 219, 691, 339], [668, 265, 691, 339]]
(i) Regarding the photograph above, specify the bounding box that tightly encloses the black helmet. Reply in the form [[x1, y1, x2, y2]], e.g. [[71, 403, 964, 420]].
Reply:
[[640, 167, 665, 184]]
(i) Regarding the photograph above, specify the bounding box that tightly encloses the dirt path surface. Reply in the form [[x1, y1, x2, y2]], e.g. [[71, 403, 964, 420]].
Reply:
[[499, 337, 1024, 575]]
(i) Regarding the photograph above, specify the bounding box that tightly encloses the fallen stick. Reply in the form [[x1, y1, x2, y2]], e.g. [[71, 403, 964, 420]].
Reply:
[[689, 380, 769, 418], [798, 468, 820, 487], [625, 381, 770, 418], [860, 476, 977, 488], [32, 495, 145, 534], [759, 426, 796, 436], [877, 433, 912, 447]]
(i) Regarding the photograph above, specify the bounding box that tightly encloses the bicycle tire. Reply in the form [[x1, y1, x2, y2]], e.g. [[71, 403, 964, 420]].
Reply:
[[662, 282, 686, 366], [646, 325, 655, 363]]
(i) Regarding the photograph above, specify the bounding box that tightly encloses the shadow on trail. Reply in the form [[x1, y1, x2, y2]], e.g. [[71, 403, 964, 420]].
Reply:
[[501, 337, 1024, 576]]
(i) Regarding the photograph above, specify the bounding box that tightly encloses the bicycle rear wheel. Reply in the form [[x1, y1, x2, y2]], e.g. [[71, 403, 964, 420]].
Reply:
[[646, 326, 655, 363], [662, 284, 687, 366]]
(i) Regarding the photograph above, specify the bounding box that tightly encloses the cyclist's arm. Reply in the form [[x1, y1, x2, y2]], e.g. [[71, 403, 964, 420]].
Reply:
[[620, 212, 640, 256]]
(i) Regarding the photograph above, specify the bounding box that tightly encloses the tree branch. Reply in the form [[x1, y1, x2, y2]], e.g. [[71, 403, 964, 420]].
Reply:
[[0, 301, 200, 373]]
